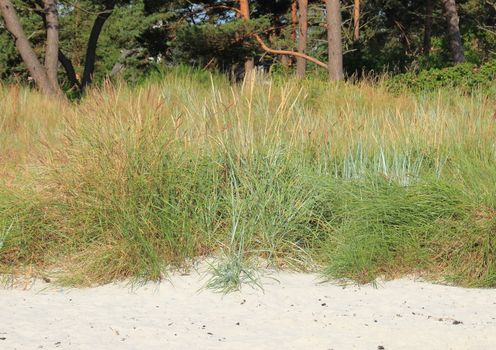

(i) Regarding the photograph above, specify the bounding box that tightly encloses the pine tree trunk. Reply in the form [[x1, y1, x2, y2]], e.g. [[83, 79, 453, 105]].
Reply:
[[43, 0, 61, 93], [272, 23, 289, 67], [353, 0, 360, 41], [296, 0, 308, 79], [289, 0, 297, 66], [442, 0, 464, 64], [0, 0, 56, 95], [326, 0, 344, 80], [423, 0, 433, 56], [291, 0, 297, 42], [239, 0, 254, 79]]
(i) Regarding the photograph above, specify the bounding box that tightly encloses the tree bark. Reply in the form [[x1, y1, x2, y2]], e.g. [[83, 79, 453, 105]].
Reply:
[[280, 55, 290, 66], [0, 0, 56, 95], [58, 50, 81, 90], [291, 0, 297, 42], [282, 0, 297, 66], [442, 0, 464, 64], [43, 0, 61, 93], [81, 2, 115, 88], [423, 0, 433, 56], [353, 0, 360, 41], [31, 0, 79, 92], [239, 0, 254, 79], [296, 0, 308, 79], [326, 0, 344, 80]]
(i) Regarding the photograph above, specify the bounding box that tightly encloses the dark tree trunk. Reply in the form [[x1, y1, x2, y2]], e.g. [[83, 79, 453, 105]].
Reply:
[[81, 2, 115, 88], [442, 0, 464, 64], [58, 50, 81, 90], [273, 15, 289, 67], [326, 0, 344, 80], [296, 0, 308, 79], [0, 0, 56, 95], [423, 0, 433, 56]]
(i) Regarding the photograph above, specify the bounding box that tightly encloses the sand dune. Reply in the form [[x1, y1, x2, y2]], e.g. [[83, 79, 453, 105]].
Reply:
[[1, 271, 495, 350]]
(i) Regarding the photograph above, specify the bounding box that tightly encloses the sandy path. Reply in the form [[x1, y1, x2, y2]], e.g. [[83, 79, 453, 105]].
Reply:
[[1, 272, 495, 350]]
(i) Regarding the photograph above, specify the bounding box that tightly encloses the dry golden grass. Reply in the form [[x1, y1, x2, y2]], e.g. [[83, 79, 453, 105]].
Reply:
[[1, 71, 495, 288]]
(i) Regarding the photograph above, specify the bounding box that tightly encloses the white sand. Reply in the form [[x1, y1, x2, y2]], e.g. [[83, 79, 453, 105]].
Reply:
[[1, 271, 495, 350]]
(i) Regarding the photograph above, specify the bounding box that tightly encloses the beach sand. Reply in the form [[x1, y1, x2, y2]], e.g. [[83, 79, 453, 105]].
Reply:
[[1, 271, 495, 349]]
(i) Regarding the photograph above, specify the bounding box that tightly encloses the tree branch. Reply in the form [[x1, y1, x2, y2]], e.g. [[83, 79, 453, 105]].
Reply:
[[58, 50, 81, 90], [253, 34, 328, 69], [81, 1, 115, 88], [0, 0, 56, 95]]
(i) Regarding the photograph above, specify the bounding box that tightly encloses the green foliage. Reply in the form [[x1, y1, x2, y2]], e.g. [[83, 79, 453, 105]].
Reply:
[[387, 60, 496, 94], [173, 17, 270, 69], [1, 0, 495, 87]]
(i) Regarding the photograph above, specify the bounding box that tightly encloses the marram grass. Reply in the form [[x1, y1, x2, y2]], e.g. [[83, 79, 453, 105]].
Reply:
[[0, 70, 495, 289]]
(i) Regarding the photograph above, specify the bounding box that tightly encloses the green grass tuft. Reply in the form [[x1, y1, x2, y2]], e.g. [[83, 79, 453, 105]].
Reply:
[[1, 70, 495, 288]]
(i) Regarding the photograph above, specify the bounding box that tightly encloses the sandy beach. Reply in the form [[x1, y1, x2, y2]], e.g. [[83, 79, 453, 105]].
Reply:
[[1, 271, 495, 350]]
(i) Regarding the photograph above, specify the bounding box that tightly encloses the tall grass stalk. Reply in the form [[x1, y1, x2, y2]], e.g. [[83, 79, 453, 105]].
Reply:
[[0, 69, 495, 288]]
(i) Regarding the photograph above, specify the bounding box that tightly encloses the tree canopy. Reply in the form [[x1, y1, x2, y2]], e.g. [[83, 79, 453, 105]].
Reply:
[[0, 0, 494, 95]]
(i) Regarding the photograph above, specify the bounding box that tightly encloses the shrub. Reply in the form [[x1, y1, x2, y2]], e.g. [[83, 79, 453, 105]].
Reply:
[[387, 60, 496, 94]]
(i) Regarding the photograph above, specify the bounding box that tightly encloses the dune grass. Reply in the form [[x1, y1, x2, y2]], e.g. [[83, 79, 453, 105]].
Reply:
[[0, 69, 495, 289]]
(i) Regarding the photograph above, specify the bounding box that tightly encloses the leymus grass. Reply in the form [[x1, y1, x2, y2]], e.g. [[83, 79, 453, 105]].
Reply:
[[0, 70, 495, 289]]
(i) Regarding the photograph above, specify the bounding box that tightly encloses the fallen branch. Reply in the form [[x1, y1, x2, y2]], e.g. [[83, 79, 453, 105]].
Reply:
[[253, 34, 328, 69]]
